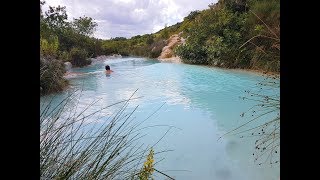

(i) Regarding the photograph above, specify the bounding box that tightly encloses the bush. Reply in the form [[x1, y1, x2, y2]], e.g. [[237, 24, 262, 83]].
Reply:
[[149, 39, 166, 58], [69, 47, 91, 67], [175, 44, 208, 64], [58, 51, 70, 62], [40, 36, 59, 57], [40, 56, 67, 95]]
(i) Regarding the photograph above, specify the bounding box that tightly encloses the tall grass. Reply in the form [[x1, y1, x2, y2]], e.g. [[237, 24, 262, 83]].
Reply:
[[219, 74, 279, 166], [40, 89, 174, 179], [241, 75, 279, 166]]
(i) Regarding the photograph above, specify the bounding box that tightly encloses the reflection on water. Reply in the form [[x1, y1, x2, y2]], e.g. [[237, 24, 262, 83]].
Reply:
[[41, 57, 279, 180]]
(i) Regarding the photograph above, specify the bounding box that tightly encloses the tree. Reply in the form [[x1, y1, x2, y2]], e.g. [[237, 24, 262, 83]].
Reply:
[[184, 10, 200, 21], [160, 24, 169, 39], [45, 5, 69, 30], [69, 47, 91, 67], [146, 34, 154, 45], [222, 0, 248, 12], [112, 37, 127, 41], [72, 16, 98, 36]]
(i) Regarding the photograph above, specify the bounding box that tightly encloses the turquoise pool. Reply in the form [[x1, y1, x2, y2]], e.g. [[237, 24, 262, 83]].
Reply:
[[41, 57, 280, 180]]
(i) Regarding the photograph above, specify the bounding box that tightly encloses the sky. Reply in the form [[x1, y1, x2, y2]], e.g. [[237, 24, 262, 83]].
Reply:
[[43, 0, 217, 40]]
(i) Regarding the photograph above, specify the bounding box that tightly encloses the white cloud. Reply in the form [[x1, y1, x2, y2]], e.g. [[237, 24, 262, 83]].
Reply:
[[43, 0, 217, 39]]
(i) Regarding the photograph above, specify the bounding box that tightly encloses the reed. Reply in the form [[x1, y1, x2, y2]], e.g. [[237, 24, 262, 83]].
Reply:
[[40, 89, 173, 179]]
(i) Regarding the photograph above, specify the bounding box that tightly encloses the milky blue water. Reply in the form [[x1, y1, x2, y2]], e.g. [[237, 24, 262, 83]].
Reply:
[[41, 57, 280, 180]]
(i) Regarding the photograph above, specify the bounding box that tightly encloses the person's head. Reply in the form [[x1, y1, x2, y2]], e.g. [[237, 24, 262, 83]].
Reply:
[[105, 65, 110, 70]]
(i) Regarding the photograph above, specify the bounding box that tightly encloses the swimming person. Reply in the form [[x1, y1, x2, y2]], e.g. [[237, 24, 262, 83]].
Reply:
[[105, 65, 114, 75]]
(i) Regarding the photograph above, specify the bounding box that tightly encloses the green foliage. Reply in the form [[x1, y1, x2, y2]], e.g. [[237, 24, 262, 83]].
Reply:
[[241, 0, 280, 72], [58, 51, 70, 62], [40, 0, 280, 95], [93, 39, 104, 56], [44, 5, 69, 30], [222, 0, 248, 13], [69, 47, 91, 67], [149, 39, 166, 58], [41, 2, 101, 58], [175, 43, 208, 64], [174, 0, 279, 72], [184, 11, 200, 21], [247, 0, 280, 27], [101, 34, 166, 58], [40, 35, 59, 57], [205, 37, 228, 65], [160, 25, 169, 39], [40, 56, 67, 95], [145, 35, 154, 45], [72, 16, 98, 36], [254, 24, 264, 32], [40, 1, 102, 94], [176, 7, 247, 67], [138, 149, 154, 180], [112, 37, 127, 41]]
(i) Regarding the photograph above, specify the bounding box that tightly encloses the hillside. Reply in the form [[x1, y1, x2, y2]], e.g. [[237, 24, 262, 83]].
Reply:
[[101, 0, 280, 72]]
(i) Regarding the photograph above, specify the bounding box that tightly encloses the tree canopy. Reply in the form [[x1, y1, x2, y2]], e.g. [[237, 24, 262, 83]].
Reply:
[[72, 16, 98, 36]]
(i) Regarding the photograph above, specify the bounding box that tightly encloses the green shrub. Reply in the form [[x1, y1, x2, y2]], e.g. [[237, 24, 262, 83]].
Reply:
[[69, 47, 91, 67], [40, 56, 67, 95], [175, 44, 208, 64], [58, 51, 70, 62], [149, 39, 167, 58], [40, 35, 59, 57]]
